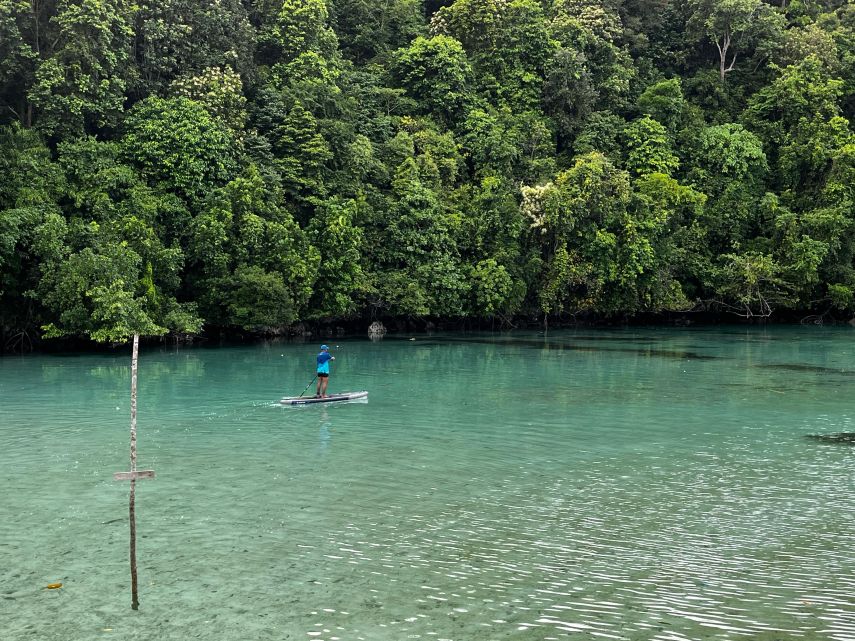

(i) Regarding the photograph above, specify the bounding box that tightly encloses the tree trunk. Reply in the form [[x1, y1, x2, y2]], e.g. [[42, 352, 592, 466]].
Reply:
[[715, 30, 737, 82]]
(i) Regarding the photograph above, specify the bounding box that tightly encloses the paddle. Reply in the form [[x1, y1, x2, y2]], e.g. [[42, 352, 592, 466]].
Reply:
[[298, 375, 318, 398]]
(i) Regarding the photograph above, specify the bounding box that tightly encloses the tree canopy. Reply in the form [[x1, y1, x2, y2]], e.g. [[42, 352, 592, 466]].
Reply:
[[2, 0, 855, 345]]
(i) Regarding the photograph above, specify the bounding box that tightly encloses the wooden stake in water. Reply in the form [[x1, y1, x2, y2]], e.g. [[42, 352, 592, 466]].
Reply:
[[113, 334, 155, 610]]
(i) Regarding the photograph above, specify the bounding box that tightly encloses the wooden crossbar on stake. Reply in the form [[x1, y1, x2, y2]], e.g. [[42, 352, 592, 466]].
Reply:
[[113, 471, 155, 481], [112, 334, 155, 611]]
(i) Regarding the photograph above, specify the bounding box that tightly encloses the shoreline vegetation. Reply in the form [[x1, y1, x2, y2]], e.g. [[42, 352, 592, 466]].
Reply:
[[5, 312, 855, 355], [2, 1, 854, 353]]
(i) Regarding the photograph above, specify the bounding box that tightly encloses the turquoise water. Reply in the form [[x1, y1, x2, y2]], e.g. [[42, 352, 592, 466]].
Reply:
[[1, 327, 854, 641]]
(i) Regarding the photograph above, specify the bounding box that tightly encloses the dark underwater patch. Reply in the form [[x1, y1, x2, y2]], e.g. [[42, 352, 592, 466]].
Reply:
[[409, 336, 720, 360], [756, 363, 855, 375], [805, 432, 855, 444]]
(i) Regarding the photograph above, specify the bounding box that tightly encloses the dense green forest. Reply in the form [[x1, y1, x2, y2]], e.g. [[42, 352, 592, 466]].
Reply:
[[1, 0, 854, 346]]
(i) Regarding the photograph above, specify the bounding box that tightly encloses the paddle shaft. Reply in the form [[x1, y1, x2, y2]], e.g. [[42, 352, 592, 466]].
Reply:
[[298, 375, 318, 398]]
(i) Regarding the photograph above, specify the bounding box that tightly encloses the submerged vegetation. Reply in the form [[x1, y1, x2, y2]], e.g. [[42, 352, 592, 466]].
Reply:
[[1, 0, 854, 345]]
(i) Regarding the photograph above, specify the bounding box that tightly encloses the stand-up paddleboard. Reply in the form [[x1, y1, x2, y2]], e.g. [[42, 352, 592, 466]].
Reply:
[[280, 391, 368, 406]]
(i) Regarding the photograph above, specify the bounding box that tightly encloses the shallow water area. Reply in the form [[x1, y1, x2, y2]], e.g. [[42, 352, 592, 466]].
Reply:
[[1, 327, 854, 640]]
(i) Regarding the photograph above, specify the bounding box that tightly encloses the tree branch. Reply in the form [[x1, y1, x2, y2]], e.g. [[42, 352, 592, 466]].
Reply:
[[725, 51, 738, 73]]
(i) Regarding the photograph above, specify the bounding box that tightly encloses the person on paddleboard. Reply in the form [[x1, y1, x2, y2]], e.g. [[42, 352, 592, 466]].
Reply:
[[316, 344, 335, 398]]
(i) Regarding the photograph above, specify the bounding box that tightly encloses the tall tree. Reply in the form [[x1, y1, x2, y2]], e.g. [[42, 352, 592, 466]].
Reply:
[[431, 0, 556, 108], [367, 157, 467, 317], [623, 116, 680, 176], [306, 196, 366, 319], [331, 0, 424, 63], [25, 0, 134, 137], [390, 35, 472, 126], [121, 96, 241, 202], [687, 0, 784, 82], [688, 122, 768, 249], [186, 166, 319, 329], [743, 56, 852, 205], [132, 0, 255, 95], [0, 123, 62, 346]]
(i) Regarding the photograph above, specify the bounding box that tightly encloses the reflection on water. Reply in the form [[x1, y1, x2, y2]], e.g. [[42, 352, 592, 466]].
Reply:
[[319, 408, 332, 452], [1, 327, 855, 641]]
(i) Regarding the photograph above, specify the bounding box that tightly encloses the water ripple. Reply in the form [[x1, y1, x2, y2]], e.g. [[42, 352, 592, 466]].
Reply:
[[2, 330, 855, 640]]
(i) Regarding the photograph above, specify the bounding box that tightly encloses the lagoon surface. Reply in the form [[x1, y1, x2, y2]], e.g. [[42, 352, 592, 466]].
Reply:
[[1, 327, 854, 641]]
